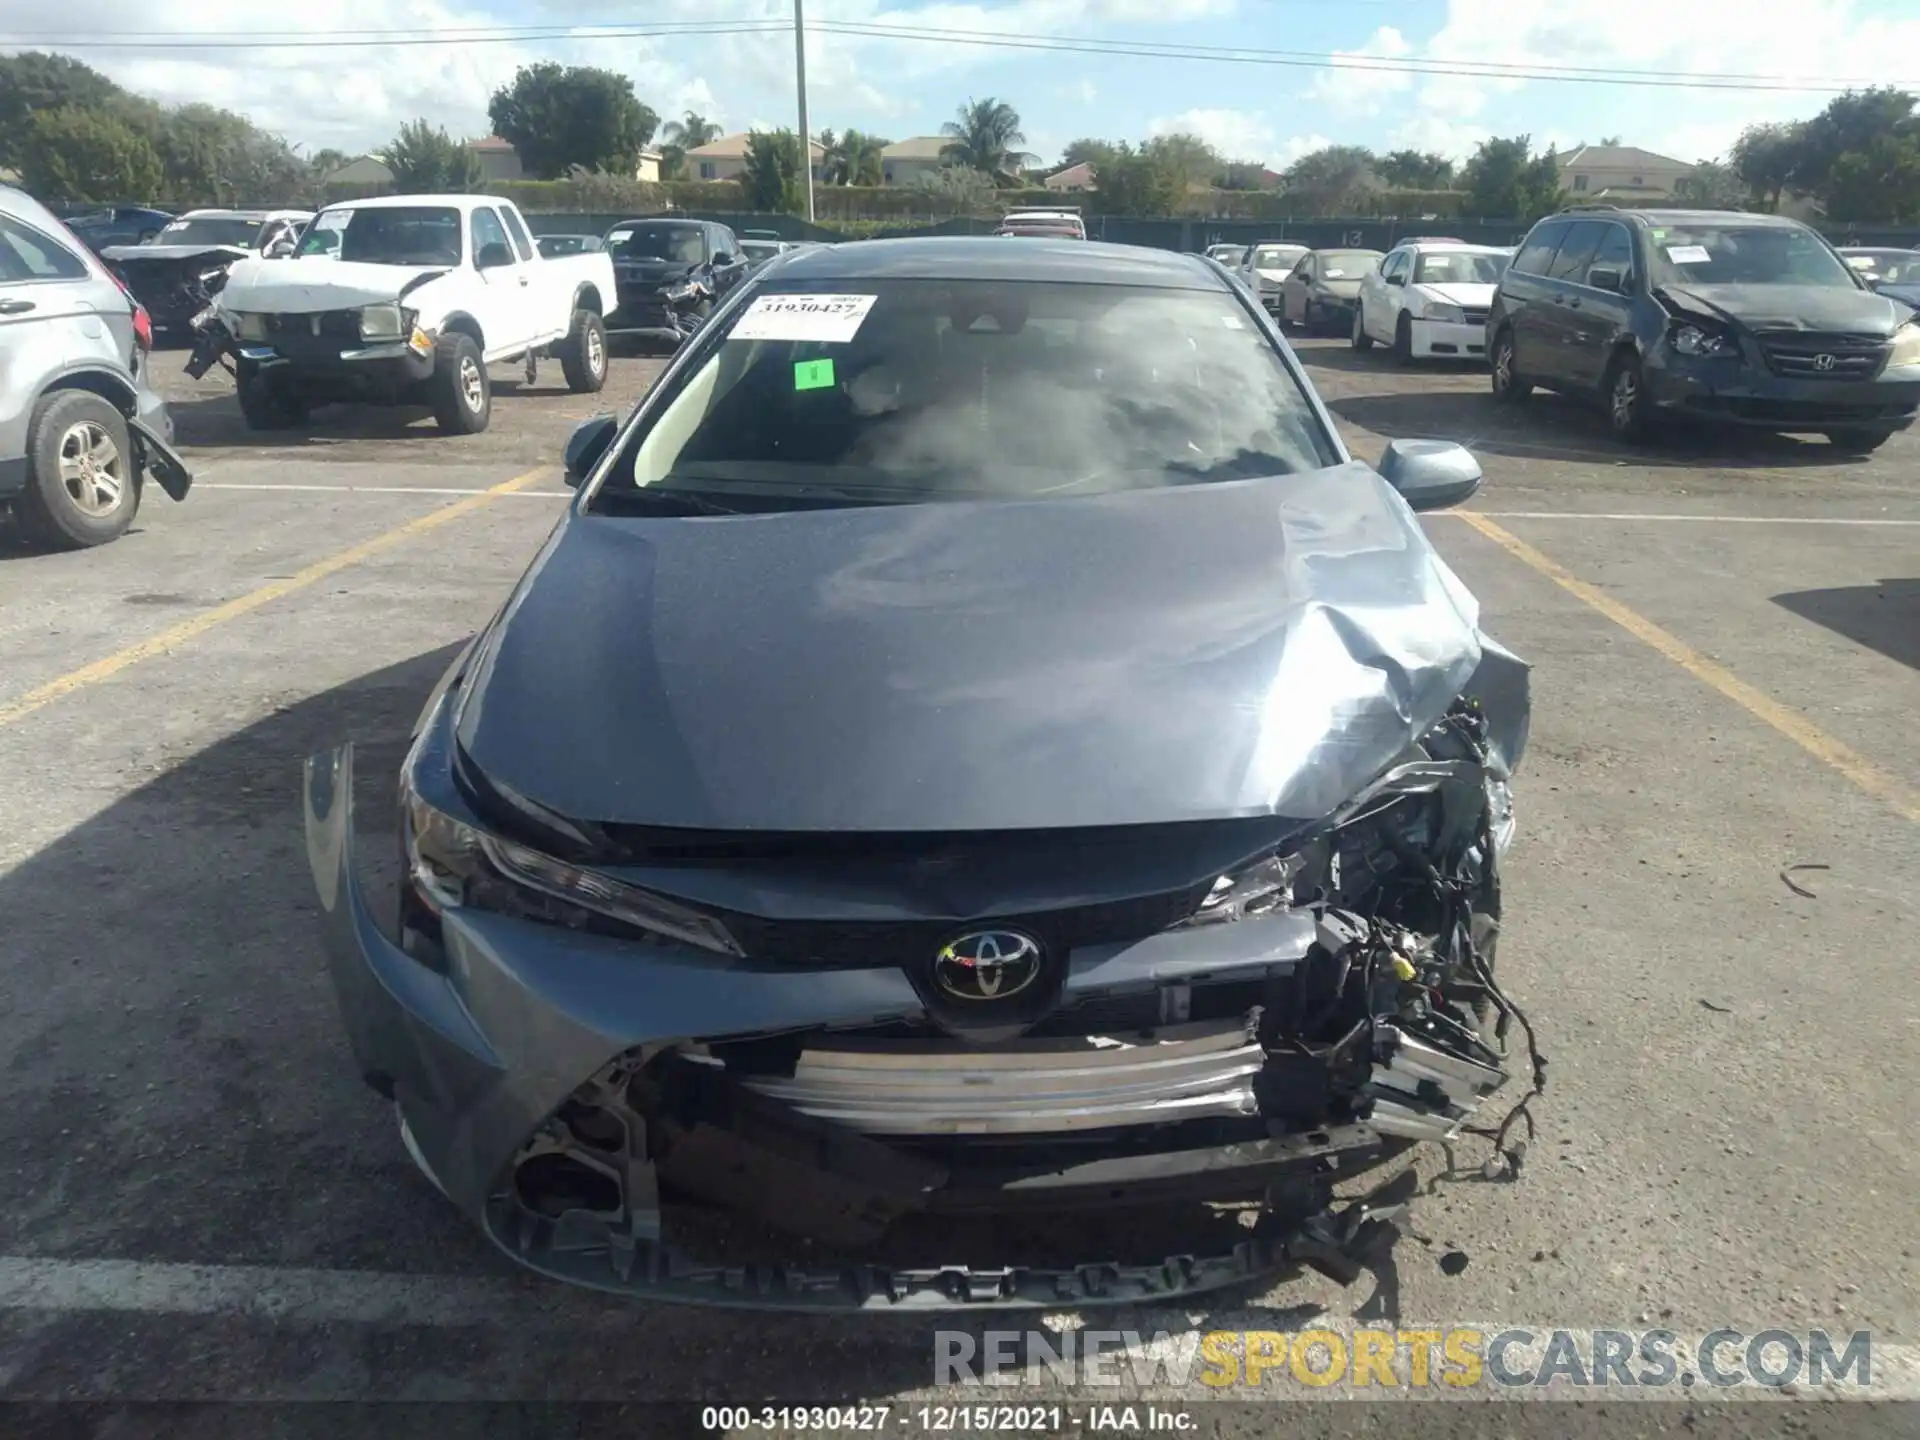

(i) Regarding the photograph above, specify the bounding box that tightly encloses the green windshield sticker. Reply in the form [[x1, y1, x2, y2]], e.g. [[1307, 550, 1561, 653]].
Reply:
[[794, 358, 836, 391], [1651, 228, 1667, 240]]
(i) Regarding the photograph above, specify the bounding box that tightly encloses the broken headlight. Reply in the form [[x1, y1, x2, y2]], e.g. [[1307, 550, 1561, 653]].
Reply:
[[401, 768, 741, 956], [1178, 851, 1309, 928], [358, 303, 408, 341], [1669, 321, 1737, 357], [232, 312, 267, 342]]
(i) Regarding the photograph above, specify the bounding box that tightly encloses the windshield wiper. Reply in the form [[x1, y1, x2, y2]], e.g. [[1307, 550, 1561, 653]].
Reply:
[[597, 486, 743, 517]]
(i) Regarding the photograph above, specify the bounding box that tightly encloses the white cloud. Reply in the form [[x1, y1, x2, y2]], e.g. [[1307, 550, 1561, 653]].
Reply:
[[1147, 107, 1277, 164], [1306, 26, 1414, 111], [1272, 132, 1333, 170]]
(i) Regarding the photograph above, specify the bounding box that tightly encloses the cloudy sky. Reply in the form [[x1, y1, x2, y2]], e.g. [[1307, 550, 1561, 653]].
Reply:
[[1, 0, 1915, 170]]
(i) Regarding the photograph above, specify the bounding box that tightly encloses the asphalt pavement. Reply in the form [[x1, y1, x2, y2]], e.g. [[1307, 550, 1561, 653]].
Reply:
[[0, 337, 1915, 1433]]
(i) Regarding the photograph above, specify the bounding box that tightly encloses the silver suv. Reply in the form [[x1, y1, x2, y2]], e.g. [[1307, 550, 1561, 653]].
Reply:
[[1, 186, 192, 549]]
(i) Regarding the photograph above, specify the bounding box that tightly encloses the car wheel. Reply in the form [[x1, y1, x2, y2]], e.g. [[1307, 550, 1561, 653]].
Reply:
[[1604, 352, 1652, 444], [431, 333, 491, 435], [237, 365, 308, 431], [1824, 428, 1893, 455], [1351, 305, 1373, 352], [14, 390, 140, 550], [1393, 312, 1414, 365], [1489, 329, 1530, 404], [558, 308, 608, 394]]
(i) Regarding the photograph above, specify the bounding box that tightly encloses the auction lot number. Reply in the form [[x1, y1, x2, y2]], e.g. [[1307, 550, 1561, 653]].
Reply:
[[702, 1406, 893, 1431]]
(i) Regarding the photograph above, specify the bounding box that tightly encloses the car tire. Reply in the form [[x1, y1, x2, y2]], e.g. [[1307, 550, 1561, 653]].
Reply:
[[1824, 428, 1893, 455], [557, 308, 609, 394], [1393, 312, 1415, 365], [431, 333, 491, 435], [1604, 351, 1652, 444], [1489, 328, 1530, 404], [237, 365, 308, 431], [14, 390, 141, 550], [1351, 305, 1373, 352]]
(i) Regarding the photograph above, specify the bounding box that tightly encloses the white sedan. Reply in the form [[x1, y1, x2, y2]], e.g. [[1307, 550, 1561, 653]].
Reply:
[[1237, 241, 1310, 315], [1352, 243, 1513, 362]]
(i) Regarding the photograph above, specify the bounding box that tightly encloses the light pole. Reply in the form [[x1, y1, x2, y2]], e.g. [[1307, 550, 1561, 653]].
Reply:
[[794, 0, 815, 222]]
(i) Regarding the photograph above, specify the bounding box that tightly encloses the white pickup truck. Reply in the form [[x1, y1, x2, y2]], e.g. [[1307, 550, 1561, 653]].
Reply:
[[194, 194, 617, 434]]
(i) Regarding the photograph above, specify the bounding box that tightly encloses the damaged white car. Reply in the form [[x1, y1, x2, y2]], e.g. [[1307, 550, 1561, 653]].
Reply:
[[188, 195, 616, 434]]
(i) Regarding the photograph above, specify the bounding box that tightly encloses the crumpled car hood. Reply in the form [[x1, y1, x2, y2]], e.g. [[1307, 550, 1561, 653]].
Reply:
[[100, 243, 250, 266], [1658, 283, 1904, 336], [217, 257, 445, 312], [455, 465, 1501, 833]]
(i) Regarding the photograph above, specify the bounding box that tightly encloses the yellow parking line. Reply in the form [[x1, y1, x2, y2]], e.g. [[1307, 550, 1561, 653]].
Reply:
[[1456, 511, 1920, 825], [0, 466, 551, 732]]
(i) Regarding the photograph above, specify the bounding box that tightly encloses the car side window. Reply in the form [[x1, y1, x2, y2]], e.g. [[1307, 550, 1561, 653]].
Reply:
[[1546, 221, 1605, 282], [499, 207, 535, 262], [470, 207, 513, 266], [1294, 256, 1314, 281], [715, 226, 737, 259], [1590, 223, 1634, 282], [1511, 221, 1569, 276], [0, 213, 90, 283], [1384, 251, 1410, 282]]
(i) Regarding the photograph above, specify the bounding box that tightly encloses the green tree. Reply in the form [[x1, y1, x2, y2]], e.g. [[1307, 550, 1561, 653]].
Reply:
[[658, 109, 721, 181], [1826, 132, 1920, 222], [1376, 148, 1454, 189], [1676, 158, 1747, 208], [1144, 132, 1223, 190], [20, 105, 164, 202], [1059, 137, 1119, 173], [380, 119, 483, 192], [910, 165, 996, 215], [1281, 145, 1377, 212], [1096, 142, 1186, 216], [1729, 122, 1805, 211], [0, 53, 127, 169], [487, 63, 659, 179], [1458, 136, 1563, 219], [822, 128, 887, 186], [307, 147, 350, 179], [940, 97, 1034, 186], [739, 129, 804, 212]]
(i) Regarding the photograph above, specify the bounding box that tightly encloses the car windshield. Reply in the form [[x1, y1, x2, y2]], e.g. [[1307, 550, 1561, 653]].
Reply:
[[1211, 246, 1247, 265], [741, 240, 782, 261], [296, 206, 461, 266], [1650, 225, 1859, 287], [605, 224, 704, 263], [155, 217, 263, 248], [1844, 249, 1920, 284], [1253, 246, 1304, 269], [1415, 252, 1507, 284], [1317, 251, 1380, 279], [590, 278, 1339, 513]]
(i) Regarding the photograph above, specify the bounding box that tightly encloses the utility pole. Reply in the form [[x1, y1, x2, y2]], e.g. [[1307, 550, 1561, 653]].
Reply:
[[794, 0, 815, 222]]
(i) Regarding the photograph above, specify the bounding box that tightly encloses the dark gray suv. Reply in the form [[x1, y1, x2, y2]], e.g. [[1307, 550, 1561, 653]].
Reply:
[[1, 186, 193, 548], [1486, 205, 1920, 454]]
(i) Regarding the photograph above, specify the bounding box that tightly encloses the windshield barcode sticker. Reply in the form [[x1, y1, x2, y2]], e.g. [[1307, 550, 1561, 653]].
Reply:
[[1665, 245, 1712, 264], [730, 293, 878, 343]]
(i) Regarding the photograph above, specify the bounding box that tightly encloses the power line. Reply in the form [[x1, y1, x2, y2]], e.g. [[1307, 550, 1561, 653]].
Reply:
[[0, 16, 1908, 92]]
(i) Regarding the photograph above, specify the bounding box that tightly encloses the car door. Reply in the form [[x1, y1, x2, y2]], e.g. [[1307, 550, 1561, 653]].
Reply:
[[0, 210, 104, 473], [1373, 249, 1413, 339], [1567, 221, 1637, 388], [469, 204, 536, 356], [1282, 254, 1313, 323], [1501, 219, 1571, 383], [496, 203, 566, 346], [708, 225, 747, 297], [1536, 220, 1607, 386], [1357, 250, 1393, 338]]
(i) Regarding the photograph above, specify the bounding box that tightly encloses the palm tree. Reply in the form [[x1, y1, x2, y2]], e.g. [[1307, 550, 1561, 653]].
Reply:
[[940, 98, 1035, 187], [823, 128, 888, 186], [660, 110, 723, 181]]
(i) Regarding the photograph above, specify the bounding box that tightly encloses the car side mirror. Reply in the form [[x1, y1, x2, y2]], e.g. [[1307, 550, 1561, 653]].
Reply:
[[563, 414, 618, 487], [1378, 438, 1482, 512], [476, 241, 515, 270], [1586, 264, 1625, 292], [1385, 273, 1405, 286], [713, 252, 735, 267], [266, 238, 296, 258]]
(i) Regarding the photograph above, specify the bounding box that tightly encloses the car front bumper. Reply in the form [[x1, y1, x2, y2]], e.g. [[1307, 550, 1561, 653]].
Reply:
[[1645, 353, 1920, 432], [1410, 317, 1489, 360], [241, 341, 437, 400], [305, 732, 1508, 1309]]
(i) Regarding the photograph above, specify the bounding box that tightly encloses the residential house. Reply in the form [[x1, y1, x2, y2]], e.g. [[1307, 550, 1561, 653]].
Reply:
[[320, 155, 395, 186], [1557, 144, 1696, 201], [687, 132, 827, 183], [879, 137, 949, 185], [468, 136, 663, 184], [1044, 162, 1096, 192]]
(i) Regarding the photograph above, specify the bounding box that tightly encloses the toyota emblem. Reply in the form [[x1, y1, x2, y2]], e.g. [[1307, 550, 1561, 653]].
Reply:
[[933, 930, 1044, 1002], [1813, 353, 1836, 371]]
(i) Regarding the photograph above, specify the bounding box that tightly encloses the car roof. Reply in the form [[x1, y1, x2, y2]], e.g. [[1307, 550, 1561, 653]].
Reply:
[[320, 194, 508, 212], [177, 208, 313, 222], [1554, 206, 1808, 230], [608, 215, 702, 227], [768, 235, 1224, 289], [1395, 241, 1507, 253]]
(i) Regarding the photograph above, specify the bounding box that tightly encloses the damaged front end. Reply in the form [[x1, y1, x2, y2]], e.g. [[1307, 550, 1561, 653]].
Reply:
[[305, 640, 1541, 1311], [104, 247, 245, 336]]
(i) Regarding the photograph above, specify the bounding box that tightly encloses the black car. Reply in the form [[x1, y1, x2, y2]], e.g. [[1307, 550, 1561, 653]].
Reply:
[[305, 237, 1540, 1311], [602, 217, 750, 347], [1488, 206, 1920, 453], [58, 205, 175, 252]]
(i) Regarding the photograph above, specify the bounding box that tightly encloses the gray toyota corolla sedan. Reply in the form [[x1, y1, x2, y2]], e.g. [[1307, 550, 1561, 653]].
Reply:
[[305, 237, 1539, 1311]]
